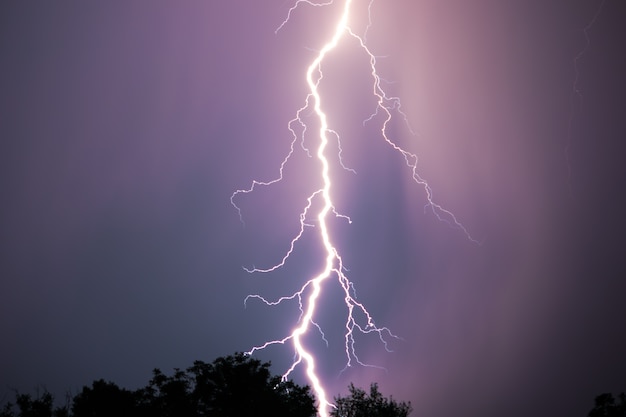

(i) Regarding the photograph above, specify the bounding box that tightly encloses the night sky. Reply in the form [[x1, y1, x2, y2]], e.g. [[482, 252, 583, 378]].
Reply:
[[1, 1, 625, 416]]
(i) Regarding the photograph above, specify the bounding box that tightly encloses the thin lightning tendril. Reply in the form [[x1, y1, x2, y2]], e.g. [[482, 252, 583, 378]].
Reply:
[[230, 1, 475, 415], [566, 0, 606, 190]]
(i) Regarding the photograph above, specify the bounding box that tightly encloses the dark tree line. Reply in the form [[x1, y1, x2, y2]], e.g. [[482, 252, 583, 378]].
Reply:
[[0, 353, 412, 417], [5, 351, 618, 417], [1, 353, 316, 417]]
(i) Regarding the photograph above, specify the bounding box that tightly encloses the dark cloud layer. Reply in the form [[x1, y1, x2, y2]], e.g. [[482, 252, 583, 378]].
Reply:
[[1, 2, 624, 417]]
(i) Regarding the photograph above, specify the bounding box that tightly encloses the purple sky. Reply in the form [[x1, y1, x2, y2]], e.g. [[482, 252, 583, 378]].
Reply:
[[1, 1, 625, 416]]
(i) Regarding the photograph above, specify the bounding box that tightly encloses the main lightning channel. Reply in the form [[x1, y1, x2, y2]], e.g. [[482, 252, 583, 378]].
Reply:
[[231, 1, 475, 416]]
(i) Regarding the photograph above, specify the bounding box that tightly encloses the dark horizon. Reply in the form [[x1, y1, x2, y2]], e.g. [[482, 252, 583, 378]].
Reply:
[[1, 1, 625, 416]]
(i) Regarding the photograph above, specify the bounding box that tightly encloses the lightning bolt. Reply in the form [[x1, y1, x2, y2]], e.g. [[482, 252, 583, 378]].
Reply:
[[231, 1, 476, 415], [566, 0, 606, 190]]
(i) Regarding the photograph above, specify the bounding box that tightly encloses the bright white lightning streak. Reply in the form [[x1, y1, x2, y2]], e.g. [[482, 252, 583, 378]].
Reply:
[[231, 1, 476, 416]]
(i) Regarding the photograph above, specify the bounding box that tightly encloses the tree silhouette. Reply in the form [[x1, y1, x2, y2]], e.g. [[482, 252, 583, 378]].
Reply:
[[136, 367, 196, 417], [0, 390, 68, 417], [0, 353, 316, 417], [132, 353, 317, 417], [71, 379, 135, 417], [588, 393, 626, 417], [331, 383, 412, 417], [183, 353, 316, 417]]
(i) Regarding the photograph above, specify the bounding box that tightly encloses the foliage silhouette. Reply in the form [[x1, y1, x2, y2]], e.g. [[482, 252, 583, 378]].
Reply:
[[588, 392, 626, 417], [135, 352, 317, 417], [71, 379, 135, 417], [3, 373, 623, 417], [0, 353, 316, 417], [0, 390, 68, 417], [331, 382, 412, 417]]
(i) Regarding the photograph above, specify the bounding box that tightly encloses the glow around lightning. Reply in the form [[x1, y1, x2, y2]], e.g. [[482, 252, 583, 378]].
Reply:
[[231, 1, 475, 416]]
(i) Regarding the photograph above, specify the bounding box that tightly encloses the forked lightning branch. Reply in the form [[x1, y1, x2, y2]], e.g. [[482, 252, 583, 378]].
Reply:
[[230, 1, 474, 416]]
